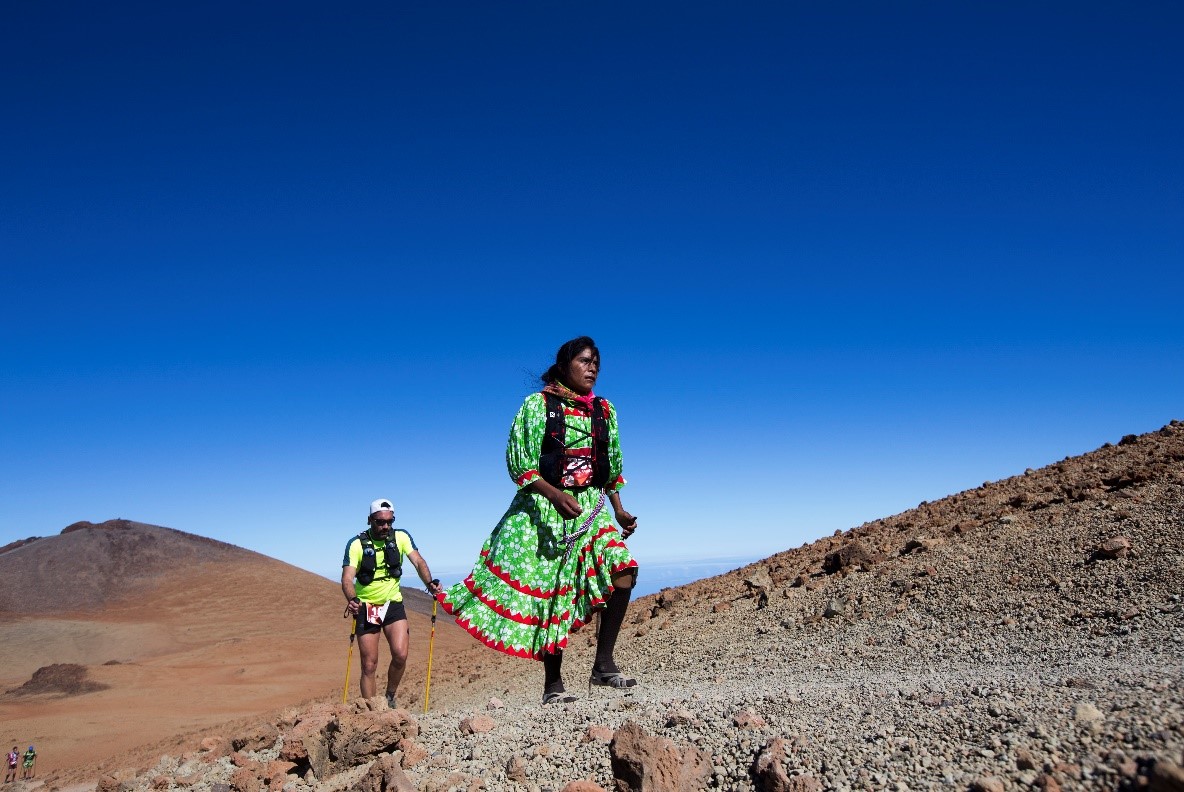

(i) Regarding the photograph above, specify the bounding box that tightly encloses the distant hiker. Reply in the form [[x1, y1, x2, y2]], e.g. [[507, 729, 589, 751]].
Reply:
[[19, 747, 33, 779], [342, 497, 441, 708], [440, 336, 640, 704], [5, 747, 16, 782]]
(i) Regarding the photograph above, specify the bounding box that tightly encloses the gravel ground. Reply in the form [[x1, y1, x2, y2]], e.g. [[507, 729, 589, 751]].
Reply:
[[94, 422, 1184, 791]]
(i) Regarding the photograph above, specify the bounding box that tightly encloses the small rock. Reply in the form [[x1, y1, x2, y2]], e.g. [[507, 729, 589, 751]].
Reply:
[[1115, 758, 1139, 778], [228, 769, 258, 792], [458, 714, 496, 734], [1015, 749, 1038, 771], [232, 723, 280, 753], [506, 755, 527, 784], [1034, 774, 1061, 792], [822, 539, 883, 574], [751, 737, 791, 792], [657, 589, 682, 610], [230, 752, 262, 772], [1052, 762, 1082, 780], [609, 720, 711, 792], [561, 783, 608, 792], [397, 738, 428, 768], [262, 761, 296, 784], [968, 778, 1004, 792], [732, 709, 766, 729], [583, 726, 615, 743], [1073, 703, 1104, 730], [1095, 536, 1131, 560], [278, 738, 308, 764], [354, 754, 416, 792], [1150, 761, 1184, 792], [200, 736, 233, 757]]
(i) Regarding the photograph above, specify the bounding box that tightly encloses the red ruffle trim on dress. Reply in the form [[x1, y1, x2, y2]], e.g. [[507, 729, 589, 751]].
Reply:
[[482, 555, 573, 599], [462, 575, 569, 627], [515, 470, 541, 487], [437, 591, 589, 660]]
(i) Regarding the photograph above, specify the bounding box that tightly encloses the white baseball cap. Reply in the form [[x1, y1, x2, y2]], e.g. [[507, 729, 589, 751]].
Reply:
[[369, 498, 396, 517]]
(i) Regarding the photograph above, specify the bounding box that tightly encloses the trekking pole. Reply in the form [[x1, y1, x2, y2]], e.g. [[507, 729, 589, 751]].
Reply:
[[423, 589, 439, 713], [342, 608, 357, 703]]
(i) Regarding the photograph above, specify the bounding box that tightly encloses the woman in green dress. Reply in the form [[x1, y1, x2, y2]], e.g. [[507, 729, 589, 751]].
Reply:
[[439, 336, 639, 703]]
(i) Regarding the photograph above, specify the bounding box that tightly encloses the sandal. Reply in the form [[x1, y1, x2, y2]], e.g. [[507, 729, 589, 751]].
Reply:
[[589, 668, 637, 689], [542, 690, 578, 705]]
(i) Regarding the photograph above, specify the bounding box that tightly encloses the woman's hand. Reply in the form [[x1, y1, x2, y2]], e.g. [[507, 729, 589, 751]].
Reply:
[[615, 509, 637, 538], [529, 479, 585, 520], [607, 489, 636, 538], [550, 491, 584, 520]]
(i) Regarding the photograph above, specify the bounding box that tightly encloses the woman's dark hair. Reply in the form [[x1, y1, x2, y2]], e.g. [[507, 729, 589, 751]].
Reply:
[[541, 336, 600, 386]]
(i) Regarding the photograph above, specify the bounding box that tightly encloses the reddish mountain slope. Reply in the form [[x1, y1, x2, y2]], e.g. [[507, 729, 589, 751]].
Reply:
[[0, 521, 510, 782]]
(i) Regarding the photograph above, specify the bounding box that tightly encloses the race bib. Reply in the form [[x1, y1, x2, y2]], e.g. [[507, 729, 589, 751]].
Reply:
[[365, 602, 390, 625]]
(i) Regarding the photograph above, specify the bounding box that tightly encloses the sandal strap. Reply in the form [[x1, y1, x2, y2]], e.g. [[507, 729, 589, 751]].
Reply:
[[543, 691, 577, 704], [591, 670, 637, 688]]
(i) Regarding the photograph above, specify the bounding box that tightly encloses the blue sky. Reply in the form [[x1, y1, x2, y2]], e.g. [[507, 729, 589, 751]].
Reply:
[[2, 2, 1181, 596]]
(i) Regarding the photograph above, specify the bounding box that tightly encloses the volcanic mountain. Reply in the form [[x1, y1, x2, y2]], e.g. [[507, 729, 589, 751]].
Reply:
[[0, 521, 510, 782]]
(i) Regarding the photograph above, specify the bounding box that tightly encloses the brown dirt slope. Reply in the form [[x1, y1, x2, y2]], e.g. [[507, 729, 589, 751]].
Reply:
[[0, 520, 508, 786]]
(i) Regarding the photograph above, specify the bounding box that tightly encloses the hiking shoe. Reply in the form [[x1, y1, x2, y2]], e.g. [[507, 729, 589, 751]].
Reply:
[[385, 691, 397, 709]]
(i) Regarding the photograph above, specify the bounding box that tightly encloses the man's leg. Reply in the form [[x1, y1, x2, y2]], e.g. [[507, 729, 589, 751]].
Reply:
[[356, 629, 381, 699], [383, 617, 410, 703]]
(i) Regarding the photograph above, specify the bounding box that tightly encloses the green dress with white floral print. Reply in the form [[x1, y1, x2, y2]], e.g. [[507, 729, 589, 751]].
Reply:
[[439, 391, 636, 659]]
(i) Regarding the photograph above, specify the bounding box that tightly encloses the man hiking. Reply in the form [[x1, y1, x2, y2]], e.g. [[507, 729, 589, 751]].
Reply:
[[5, 747, 16, 783], [342, 497, 441, 708]]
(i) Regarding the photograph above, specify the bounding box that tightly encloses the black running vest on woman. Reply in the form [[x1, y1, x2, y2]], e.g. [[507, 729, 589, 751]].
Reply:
[[538, 392, 611, 489]]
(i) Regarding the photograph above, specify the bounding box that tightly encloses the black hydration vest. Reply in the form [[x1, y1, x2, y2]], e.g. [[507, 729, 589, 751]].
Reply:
[[538, 392, 610, 489], [354, 530, 403, 586]]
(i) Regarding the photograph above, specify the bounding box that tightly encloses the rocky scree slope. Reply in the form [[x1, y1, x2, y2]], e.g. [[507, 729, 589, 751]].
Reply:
[[82, 422, 1184, 792]]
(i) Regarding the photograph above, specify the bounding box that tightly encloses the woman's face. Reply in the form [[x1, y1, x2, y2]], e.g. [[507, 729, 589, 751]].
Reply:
[[564, 347, 600, 395]]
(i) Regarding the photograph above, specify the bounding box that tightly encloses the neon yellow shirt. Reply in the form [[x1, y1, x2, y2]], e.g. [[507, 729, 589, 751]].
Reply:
[[342, 529, 417, 604]]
